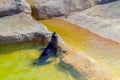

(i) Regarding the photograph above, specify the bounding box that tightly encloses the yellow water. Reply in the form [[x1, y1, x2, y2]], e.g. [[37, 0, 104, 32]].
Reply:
[[40, 19, 120, 76], [0, 42, 76, 80]]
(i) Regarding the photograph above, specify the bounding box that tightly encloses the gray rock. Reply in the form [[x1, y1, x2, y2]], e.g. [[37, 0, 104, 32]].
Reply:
[[63, 1, 120, 43], [26, 0, 99, 19], [26, 0, 118, 19], [0, 0, 31, 18], [0, 12, 67, 50], [0, 13, 50, 44]]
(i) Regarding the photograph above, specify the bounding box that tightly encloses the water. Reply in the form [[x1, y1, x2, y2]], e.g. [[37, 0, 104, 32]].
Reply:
[[40, 19, 120, 77], [0, 42, 75, 80], [0, 18, 120, 79]]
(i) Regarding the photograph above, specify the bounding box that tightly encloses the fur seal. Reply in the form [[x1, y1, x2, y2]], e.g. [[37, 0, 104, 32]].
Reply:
[[38, 32, 58, 61]]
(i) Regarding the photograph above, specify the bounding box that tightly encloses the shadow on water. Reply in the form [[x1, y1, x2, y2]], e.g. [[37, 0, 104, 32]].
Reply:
[[32, 56, 86, 80], [32, 55, 53, 66], [56, 59, 86, 80], [32, 60, 53, 66]]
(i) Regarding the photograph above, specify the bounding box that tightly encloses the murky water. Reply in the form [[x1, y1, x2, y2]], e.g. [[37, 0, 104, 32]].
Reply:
[[40, 19, 120, 77], [0, 42, 76, 80]]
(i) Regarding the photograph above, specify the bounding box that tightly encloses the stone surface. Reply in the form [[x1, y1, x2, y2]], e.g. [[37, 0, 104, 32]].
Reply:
[[0, 13, 50, 44], [63, 1, 120, 43], [26, 0, 99, 19], [0, 12, 66, 50], [63, 51, 119, 80], [0, 0, 31, 18], [26, 0, 118, 19]]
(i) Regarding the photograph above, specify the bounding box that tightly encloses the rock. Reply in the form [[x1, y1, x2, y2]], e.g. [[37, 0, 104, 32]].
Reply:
[[26, 0, 99, 19], [63, 1, 120, 43], [26, 0, 118, 19], [63, 52, 119, 80], [0, 12, 67, 50], [0, 0, 31, 18], [0, 13, 50, 44], [0, 0, 67, 49]]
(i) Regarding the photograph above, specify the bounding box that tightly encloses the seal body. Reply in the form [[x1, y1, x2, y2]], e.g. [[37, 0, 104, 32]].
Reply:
[[39, 32, 58, 61]]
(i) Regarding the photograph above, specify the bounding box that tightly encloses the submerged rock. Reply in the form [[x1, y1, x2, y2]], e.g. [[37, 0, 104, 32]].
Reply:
[[0, 0, 31, 18]]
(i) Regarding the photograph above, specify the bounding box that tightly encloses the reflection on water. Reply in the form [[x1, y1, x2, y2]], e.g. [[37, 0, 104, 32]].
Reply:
[[0, 42, 76, 80]]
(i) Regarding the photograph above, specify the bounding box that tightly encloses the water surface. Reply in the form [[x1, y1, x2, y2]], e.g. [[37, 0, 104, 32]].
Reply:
[[40, 19, 120, 76], [0, 42, 75, 80]]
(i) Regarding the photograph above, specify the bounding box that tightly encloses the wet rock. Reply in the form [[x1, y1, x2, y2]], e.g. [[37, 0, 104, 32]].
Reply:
[[0, 0, 31, 18]]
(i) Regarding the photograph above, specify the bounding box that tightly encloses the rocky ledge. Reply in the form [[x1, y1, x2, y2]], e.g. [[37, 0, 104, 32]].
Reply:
[[0, 13, 50, 44], [0, 0, 60, 45], [63, 1, 120, 43], [26, 0, 118, 19]]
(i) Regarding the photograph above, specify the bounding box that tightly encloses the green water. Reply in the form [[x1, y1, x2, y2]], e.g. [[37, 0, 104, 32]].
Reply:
[[0, 42, 76, 80]]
